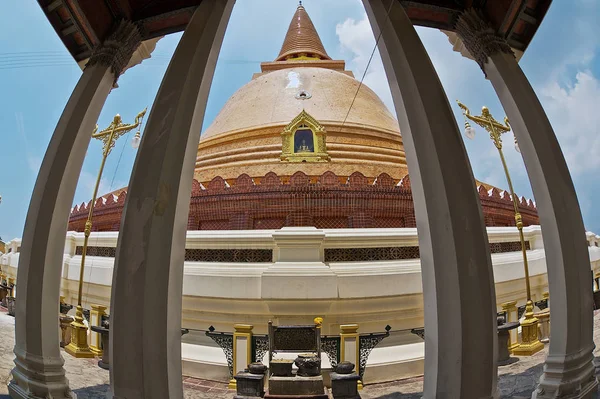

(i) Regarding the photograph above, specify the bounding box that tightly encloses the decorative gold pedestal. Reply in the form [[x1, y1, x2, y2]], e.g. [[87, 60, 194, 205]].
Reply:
[[64, 305, 95, 358], [512, 301, 544, 356]]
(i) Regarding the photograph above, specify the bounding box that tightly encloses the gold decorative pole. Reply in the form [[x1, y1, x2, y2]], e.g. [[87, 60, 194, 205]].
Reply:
[[457, 101, 543, 356], [65, 109, 146, 358]]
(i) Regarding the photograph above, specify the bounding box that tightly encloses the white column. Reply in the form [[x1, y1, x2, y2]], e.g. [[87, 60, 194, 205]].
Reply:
[[8, 62, 114, 399], [340, 324, 359, 367], [231, 324, 254, 389], [455, 10, 597, 398], [362, 1, 497, 398], [488, 52, 597, 398], [8, 21, 143, 399], [501, 301, 519, 351], [89, 304, 107, 356], [109, 1, 234, 398]]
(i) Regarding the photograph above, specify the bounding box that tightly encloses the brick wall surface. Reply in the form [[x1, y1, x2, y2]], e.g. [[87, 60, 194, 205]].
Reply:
[[68, 171, 539, 232]]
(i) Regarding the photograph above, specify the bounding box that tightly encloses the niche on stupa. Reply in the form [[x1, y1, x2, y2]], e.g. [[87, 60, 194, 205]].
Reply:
[[280, 110, 329, 163]]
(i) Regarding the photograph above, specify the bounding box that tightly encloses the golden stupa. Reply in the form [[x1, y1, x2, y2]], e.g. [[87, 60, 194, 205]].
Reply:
[[68, 3, 539, 232], [195, 2, 407, 184]]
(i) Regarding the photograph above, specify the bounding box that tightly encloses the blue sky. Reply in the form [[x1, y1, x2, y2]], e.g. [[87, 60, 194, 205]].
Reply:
[[0, 0, 598, 241]]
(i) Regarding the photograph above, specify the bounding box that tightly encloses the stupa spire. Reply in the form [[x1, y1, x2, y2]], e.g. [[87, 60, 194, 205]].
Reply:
[[276, 3, 331, 61]]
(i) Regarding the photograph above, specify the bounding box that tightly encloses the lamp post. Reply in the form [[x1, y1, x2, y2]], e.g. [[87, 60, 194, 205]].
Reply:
[[457, 101, 544, 356], [65, 109, 146, 358]]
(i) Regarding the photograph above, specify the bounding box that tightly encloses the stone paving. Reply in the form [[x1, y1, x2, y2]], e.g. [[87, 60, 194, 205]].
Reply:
[[0, 308, 599, 398]]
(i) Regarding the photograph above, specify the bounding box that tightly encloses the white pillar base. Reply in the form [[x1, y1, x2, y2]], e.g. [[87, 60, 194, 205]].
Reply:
[[532, 349, 597, 399], [9, 385, 76, 399], [8, 348, 75, 399]]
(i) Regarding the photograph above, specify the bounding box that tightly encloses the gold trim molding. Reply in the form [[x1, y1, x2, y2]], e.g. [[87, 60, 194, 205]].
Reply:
[[281, 110, 329, 163]]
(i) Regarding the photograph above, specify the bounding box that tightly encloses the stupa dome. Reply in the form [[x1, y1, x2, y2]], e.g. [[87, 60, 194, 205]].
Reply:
[[202, 67, 400, 140], [195, 2, 404, 184], [196, 65, 406, 184]]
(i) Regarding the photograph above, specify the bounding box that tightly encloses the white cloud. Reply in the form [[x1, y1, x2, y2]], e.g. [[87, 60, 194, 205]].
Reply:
[[335, 16, 395, 113], [15, 112, 42, 173], [331, 2, 600, 231], [540, 70, 600, 174], [27, 155, 42, 173], [334, 7, 600, 176]]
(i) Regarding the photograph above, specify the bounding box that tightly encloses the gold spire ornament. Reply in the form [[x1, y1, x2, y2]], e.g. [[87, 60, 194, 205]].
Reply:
[[457, 100, 543, 356], [65, 109, 146, 358], [276, 2, 331, 61]]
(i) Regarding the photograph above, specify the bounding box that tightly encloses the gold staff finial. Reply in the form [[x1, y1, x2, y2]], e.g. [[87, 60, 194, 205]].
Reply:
[[457, 100, 543, 356], [314, 316, 323, 328], [65, 108, 146, 359]]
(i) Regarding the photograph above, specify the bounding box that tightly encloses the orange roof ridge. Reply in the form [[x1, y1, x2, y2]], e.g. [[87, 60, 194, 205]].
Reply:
[[276, 2, 331, 61]]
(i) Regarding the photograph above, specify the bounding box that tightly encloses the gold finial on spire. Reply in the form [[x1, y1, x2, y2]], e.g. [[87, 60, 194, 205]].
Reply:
[[276, 2, 331, 61]]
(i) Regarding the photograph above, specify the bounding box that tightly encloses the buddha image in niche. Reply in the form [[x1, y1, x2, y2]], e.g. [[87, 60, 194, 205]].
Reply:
[[294, 129, 314, 153]]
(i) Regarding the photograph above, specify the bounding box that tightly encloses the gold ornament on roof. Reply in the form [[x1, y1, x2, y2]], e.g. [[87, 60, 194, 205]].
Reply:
[[281, 110, 329, 162], [276, 2, 331, 61]]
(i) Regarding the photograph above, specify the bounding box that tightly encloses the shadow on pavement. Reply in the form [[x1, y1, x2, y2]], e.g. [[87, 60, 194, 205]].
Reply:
[[498, 362, 544, 398], [364, 360, 546, 399], [72, 383, 110, 399]]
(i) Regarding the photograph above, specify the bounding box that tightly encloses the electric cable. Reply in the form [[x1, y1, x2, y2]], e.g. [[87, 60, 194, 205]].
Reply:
[[340, 0, 395, 133]]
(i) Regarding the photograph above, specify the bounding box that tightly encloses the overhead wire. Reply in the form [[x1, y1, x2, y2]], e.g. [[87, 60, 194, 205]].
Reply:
[[340, 0, 395, 133], [0, 53, 79, 70], [0, 51, 262, 70]]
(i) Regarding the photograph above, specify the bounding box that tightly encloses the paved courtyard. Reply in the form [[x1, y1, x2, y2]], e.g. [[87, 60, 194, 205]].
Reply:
[[0, 308, 599, 398]]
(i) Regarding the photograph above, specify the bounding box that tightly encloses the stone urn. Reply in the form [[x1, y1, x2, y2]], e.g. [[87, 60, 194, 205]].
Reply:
[[0, 285, 8, 306], [248, 362, 268, 375], [270, 358, 294, 377], [497, 317, 519, 366], [59, 314, 74, 347], [335, 361, 355, 374], [59, 302, 73, 316], [330, 361, 361, 399], [294, 354, 321, 377], [6, 297, 15, 317], [91, 319, 110, 370]]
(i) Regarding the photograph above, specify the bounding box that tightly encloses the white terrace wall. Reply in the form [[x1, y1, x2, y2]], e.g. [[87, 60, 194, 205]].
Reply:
[[2, 226, 600, 383]]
